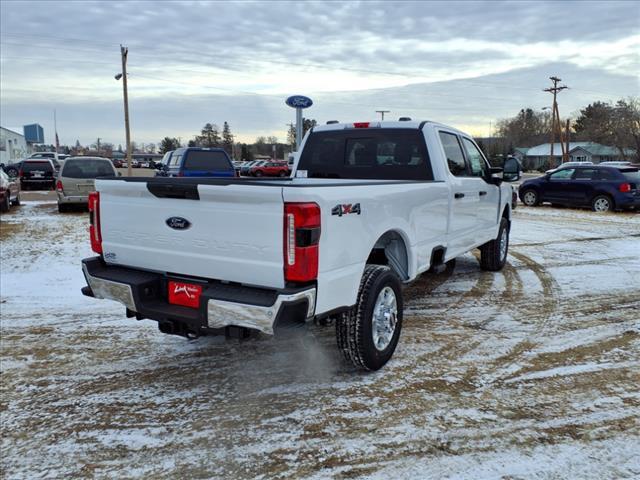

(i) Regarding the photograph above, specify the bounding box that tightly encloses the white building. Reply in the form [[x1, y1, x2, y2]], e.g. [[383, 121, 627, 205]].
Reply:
[[0, 127, 29, 164]]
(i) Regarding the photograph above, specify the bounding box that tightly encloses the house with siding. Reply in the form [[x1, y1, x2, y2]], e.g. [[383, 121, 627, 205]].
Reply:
[[517, 142, 636, 170]]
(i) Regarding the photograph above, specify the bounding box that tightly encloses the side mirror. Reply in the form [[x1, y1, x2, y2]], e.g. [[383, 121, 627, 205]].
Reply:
[[502, 157, 521, 182]]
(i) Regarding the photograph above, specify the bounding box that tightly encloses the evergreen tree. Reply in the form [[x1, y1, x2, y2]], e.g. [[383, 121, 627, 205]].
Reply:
[[196, 123, 221, 147], [159, 137, 181, 154], [222, 121, 234, 156]]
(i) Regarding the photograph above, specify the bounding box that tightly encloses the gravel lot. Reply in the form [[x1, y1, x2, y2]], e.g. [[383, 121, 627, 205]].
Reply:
[[1, 199, 639, 479]]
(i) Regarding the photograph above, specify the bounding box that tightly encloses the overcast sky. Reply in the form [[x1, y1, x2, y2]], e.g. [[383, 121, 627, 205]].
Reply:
[[1, 0, 638, 147]]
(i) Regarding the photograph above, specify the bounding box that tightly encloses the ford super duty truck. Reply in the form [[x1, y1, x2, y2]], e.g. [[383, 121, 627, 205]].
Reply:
[[81, 120, 521, 370]]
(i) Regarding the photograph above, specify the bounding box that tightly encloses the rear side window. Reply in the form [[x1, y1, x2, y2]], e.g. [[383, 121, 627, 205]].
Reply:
[[22, 161, 53, 173], [62, 159, 116, 178], [183, 151, 231, 171], [574, 169, 598, 180], [439, 132, 467, 177], [298, 129, 432, 180], [598, 169, 619, 181]]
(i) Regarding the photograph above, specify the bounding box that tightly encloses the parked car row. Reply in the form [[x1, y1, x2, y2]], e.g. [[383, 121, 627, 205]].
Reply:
[[238, 160, 290, 177]]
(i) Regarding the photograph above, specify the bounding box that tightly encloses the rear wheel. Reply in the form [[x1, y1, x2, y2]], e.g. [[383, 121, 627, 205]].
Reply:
[[58, 203, 68, 213], [479, 217, 509, 271], [336, 265, 403, 371], [279, 171, 287, 177], [254, 170, 263, 177], [592, 194, 613, 212], [522, 189, 539, 206], [11, 192, 20, 206], [0, 195, 9, 213]]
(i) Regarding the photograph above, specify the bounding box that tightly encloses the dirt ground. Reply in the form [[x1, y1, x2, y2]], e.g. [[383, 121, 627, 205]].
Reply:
[[1, 200, 639, 479]]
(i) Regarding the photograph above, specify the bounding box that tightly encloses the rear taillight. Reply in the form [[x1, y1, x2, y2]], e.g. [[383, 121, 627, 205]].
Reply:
[[619, 183, 631, 193], [88, 191, 102, 254], [353, 122, 370, 128], [18, 169, 23, 177], [56, 180, 63, 192], [284, 202, 321, 282]]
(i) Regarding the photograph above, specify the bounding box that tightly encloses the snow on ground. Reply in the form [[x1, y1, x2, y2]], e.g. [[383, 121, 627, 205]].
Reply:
[[1, 200, 639, 479]]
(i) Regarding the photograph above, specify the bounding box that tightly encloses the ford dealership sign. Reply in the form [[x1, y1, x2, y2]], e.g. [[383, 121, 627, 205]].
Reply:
[[286, 95, 313, 109]]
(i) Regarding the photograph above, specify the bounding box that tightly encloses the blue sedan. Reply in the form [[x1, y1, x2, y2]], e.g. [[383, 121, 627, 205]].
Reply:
[[518, 165, 640, 212]]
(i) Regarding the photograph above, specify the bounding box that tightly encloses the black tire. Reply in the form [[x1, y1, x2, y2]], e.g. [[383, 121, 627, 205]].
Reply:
[[0, 195, 9, 213], [591, 194, 613, 212], [58, 203, 68, 213], [521, 189, 539, 206], [254, 170, 263, 177], [5, 167, 19, 178], [336, 265, 403, 371], [279, 171, 287, 177], [11, 192, 20, 206], [479, 217, 510, 271]]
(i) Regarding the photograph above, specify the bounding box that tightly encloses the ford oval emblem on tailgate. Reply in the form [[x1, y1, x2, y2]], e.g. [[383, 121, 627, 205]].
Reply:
[[166, 217, 191, 230]]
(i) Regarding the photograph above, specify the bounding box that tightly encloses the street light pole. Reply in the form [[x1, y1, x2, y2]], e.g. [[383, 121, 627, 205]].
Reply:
[[120, 45, 132, 177]]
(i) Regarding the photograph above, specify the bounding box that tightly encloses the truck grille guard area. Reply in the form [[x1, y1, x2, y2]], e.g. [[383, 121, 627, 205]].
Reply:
[[81, 257, 316, 337]]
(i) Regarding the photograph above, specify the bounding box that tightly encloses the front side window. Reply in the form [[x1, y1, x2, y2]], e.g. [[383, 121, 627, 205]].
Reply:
[[549, 168, 575, 180], [439, 131, 467, 177], [461, 137, 488, 178]]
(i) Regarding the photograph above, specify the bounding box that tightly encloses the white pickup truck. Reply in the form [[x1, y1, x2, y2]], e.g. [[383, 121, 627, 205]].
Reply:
[[81, 120, 521, 370]]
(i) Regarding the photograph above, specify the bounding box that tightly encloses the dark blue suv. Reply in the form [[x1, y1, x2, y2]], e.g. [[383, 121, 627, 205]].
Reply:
[[519, 165, 640, 212], [162, 147, 235, 178]]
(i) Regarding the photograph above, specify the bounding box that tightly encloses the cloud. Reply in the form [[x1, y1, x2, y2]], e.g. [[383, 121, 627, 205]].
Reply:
[[1, 1, 638, 144]]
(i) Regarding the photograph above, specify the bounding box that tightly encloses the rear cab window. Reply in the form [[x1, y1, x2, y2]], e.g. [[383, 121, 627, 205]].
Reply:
[[62, 159, 116, 178], [183, 151, 233, 171], [298, 128, 433, 180]]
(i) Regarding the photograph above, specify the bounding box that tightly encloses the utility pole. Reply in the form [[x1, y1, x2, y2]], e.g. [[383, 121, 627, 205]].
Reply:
[[544, 76, 568, 167], [120, 45, 132, 177], [565, 119, 570, 162], [96, 137, 101, 156], [376, 110, 390, 121]]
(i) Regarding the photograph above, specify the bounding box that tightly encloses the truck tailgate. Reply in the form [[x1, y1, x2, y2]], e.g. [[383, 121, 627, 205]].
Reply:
[[96, 179, 285, 289]]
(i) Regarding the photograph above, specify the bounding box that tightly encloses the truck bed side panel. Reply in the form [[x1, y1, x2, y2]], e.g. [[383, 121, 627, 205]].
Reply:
[[283, 181, 449, 315]]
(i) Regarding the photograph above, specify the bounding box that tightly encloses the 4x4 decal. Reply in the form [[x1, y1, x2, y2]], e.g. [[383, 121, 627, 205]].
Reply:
[[331, 203, 361, 216]]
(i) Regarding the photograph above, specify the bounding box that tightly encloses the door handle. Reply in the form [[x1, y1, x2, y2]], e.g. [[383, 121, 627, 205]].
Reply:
[[454, 193, 465, 199], [479, 191, 487, 196]]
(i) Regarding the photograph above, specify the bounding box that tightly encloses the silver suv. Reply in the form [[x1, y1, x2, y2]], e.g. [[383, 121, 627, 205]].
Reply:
[[56, 157, 117, 212]]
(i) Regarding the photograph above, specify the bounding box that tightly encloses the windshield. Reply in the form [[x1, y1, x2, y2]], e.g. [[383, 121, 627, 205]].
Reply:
[[22, 161, 53, 173], [183, 151, 232, 171], [61, 159, 116, 178], [621, 169, 640, 183]]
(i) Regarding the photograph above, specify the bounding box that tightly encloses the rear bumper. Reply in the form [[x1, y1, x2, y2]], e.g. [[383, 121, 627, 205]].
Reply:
[[616, 194, 640, 209], [81, 257, 316, 336], [57, 192, 89, 204]]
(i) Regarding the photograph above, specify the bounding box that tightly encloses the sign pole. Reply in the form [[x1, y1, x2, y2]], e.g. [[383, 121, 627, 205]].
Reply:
[[296, 108, 303, 151]]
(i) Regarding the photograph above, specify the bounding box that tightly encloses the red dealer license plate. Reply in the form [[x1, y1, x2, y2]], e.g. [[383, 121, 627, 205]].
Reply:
[[168, 281, 203, 308]]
